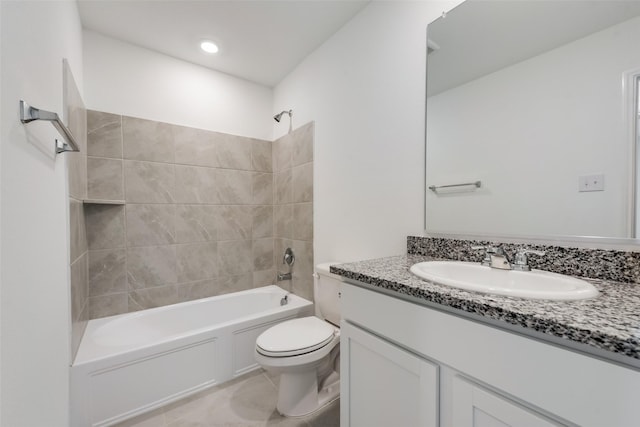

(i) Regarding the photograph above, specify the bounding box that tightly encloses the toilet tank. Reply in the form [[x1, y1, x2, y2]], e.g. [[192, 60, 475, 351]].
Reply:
[[314, 263, 343, 326]]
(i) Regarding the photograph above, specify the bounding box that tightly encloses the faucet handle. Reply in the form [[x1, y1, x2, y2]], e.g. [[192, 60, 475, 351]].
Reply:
[[471, 245, 500, 266], [513, 249, 545, 271]]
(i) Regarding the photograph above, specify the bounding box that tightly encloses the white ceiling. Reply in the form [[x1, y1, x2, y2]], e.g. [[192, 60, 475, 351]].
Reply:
[[77, 0, 369, 87], [427, 0, 640, 96]]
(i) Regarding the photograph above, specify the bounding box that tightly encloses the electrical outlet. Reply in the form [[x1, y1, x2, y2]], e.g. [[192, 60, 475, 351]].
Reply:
[[578, 174, 604, 192]]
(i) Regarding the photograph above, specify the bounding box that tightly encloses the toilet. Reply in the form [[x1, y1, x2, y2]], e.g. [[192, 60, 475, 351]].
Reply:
[[255, 262, 342, 417]]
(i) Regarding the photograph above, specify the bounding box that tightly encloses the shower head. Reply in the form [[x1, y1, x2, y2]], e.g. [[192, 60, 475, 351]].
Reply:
[[273, 109, 292, 123]]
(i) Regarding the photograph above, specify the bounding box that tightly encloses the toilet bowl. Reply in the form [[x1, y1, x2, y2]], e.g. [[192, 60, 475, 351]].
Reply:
[[254, 263, 342, 417]]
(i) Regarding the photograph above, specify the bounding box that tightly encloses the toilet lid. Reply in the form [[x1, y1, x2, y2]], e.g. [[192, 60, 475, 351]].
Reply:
[[256, 317, 335, 357]]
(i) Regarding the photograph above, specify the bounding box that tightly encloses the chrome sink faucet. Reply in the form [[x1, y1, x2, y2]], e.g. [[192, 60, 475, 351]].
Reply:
[[512, 249, 545, 271], [472, 246, 545, 271], [472, 245, 511, 270]]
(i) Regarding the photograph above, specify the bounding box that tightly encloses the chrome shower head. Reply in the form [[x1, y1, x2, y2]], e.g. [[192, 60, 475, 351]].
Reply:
[[273, 109, 292, 123]]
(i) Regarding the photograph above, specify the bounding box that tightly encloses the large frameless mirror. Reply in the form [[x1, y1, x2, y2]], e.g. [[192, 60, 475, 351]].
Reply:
[[425, 0, 640, 242]]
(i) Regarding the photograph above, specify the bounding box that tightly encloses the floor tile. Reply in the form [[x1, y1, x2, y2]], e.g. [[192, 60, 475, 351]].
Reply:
[[113, 369, 339, 427]]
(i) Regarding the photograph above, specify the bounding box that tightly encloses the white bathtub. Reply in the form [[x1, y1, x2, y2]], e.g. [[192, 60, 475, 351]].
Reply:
[[71, 285, 313, 427]]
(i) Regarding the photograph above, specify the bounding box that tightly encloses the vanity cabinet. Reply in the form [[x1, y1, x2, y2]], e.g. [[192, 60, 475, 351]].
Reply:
[[340, 282, 640, 427], [341, 322, 438, 427], [451, 375, 560, 427]]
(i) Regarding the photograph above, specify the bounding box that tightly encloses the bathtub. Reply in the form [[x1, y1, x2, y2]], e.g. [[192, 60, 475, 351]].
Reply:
[[71, 285, 313, 427]]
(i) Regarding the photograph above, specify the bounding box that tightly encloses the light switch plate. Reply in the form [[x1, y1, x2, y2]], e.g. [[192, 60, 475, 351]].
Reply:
[[579, 174, 604, 192]]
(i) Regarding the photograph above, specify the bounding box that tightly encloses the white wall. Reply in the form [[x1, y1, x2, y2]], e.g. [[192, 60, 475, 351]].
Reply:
[[0, 1, 83, 425], [273, 1, 463, 263], [426, 16, 640, 238], [83, 31, 274, 140]]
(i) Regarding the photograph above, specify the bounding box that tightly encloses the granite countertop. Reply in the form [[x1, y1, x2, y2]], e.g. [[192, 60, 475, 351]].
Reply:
[[331, 254, 640, 366]]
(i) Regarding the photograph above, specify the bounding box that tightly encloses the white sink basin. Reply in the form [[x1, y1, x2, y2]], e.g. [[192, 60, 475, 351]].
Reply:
[[410, 261, 599, 300]]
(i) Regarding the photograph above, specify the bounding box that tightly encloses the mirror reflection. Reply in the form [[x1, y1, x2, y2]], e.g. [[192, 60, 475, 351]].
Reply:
[[425, 0, 640, 239]]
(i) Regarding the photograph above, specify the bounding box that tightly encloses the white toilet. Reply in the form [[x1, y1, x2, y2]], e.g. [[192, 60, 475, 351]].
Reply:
[[255, 262, 342, 417]]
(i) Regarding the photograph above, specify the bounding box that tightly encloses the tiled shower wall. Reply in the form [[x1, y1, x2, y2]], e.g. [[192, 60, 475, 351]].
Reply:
[[65, 60, 89, 359], [273, 123, 314, 301], [85, 110, 314, 318]]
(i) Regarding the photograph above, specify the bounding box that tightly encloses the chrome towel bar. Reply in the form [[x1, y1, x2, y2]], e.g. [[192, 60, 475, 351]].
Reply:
[[428, 180, 481, 193], [19, 100, 80, 154]]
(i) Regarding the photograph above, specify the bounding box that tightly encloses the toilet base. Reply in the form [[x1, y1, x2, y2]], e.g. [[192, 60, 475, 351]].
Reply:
[[276, 370, 340, 417]]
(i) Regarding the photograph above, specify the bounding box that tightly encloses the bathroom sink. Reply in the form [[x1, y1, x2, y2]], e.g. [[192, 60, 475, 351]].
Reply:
[[410, 261, 599, 300]]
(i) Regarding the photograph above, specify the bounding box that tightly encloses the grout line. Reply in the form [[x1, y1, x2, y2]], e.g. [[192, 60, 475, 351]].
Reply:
[[121, 114, 131, 314], [261, 370, 278, 390]]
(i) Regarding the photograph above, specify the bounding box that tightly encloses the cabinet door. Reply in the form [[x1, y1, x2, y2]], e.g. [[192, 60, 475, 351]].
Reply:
[[452, 376, 563, 427], [341, 322, 438, 427]]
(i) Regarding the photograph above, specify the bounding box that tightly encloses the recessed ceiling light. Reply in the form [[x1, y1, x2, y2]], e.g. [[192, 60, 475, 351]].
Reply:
[[200, 40, 219, 54]]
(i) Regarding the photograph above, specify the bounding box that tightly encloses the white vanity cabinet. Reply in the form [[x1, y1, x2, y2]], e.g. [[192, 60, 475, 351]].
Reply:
[[340, 282, 640, 427], [450, 375, 561, 427], [341, 321, 438, 427]]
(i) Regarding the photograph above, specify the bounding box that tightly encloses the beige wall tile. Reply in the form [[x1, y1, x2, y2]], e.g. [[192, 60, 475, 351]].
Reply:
[[218, 240, 252, 276], [89, 293, 128, 319], [123, 115, 175, 163], [251, 139, 272, 172], [174, 125, 217, 168], [176, 279, 217, 303], [293, 203, 313, 241], [217, 274, 253, 295], [68, 147, 87, 201], [127, 245, 177, 289], [252, 205, 273, 239], [89, 249, 126, 297], [252, 172, 273, 205], [292, 122, 314, 166], [253, 269, 275, 288], [292, 163, 313, 203], [128, 285, 180, 311], [82, 111, 314, 316], [272, 133, 292, 172], [292, 240, 313, 276], [87, 110, 122, 158], [124, 160, 175, 203], [69, 136, 88, 342], [174, 165, 218, 204], [69, 198, 87, 262], [71, 253, 88, 323], [215, 133, 252, 170], [293, 275, 314, 302], [252, 238, 274, 271], [292, 239, 314, 301], [88, 157, 124, 201], [126, 204, 176, 247], [175, 205, 217, 243], [275, 169, 292, 204], [85, 204, 125, 250], [66, 63, 88, 201], [274, 204, 293, 239], [215, 169, 252, 204], [218, 205, 252, 240], [176, 242, 218, 282]]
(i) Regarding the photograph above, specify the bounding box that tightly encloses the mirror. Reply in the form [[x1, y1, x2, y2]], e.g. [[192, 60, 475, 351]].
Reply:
[[425, 0, 640, 241]]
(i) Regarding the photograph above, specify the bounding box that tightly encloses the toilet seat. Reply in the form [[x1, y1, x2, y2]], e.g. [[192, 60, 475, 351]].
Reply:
[[256, 317, 335, 357]]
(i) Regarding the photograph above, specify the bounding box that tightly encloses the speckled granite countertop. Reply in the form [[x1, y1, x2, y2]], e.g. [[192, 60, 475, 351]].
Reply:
[[331, 254, 640, 367]]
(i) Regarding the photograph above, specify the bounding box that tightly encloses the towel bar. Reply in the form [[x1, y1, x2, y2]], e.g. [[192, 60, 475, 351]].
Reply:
[[20, 100, 80, 154]]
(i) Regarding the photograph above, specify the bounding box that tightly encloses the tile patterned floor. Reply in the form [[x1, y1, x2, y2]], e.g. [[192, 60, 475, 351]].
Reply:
[[114, 369, 340, 427]]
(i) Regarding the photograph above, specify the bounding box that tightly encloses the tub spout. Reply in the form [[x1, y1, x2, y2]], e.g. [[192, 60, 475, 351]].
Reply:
[[277, 272, 292, 281]]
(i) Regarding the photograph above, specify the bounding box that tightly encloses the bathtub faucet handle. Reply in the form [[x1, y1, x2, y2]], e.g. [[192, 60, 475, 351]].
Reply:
[[283, 247, 295, 266]]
